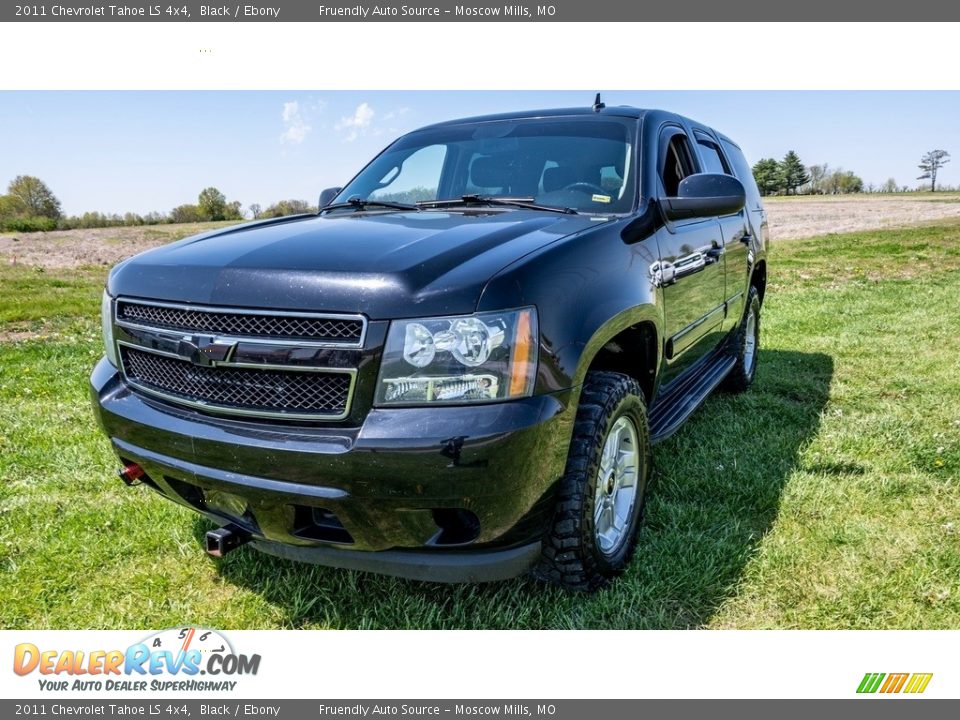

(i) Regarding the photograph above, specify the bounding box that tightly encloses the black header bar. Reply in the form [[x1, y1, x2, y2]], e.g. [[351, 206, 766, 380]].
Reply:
[[4, 0, 958, 22]]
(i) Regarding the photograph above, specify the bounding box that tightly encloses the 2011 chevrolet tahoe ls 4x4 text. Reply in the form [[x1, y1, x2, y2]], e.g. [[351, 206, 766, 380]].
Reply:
[[91, 101, 769, 590]]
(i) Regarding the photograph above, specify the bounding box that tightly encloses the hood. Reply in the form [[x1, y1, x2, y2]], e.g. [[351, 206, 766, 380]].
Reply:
[[108, 210, 606, 319]]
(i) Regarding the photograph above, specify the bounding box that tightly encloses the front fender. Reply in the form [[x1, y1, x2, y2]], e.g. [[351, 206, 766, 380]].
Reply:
[[477, 220, 663, 394], [560, 304, 663, 389]]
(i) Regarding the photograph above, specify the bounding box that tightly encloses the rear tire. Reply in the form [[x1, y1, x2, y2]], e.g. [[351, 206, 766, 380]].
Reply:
[[722, 285, 761, 393], [535, 371, 652, 591]]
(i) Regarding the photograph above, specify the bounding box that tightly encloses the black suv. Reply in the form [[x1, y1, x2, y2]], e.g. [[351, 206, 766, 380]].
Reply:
[[91, 102, 768, 590]]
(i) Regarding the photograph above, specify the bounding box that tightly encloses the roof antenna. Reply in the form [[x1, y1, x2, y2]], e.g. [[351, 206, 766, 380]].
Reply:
[[592, 93, 605, 112]]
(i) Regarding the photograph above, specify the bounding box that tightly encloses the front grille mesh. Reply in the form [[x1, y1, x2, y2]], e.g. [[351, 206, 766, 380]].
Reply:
[[117, 301, 363, 343], [121, 347, 352, 417]]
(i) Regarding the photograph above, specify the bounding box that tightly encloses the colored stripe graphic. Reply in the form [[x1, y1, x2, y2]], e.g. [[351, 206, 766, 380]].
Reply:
[[880, 673, 909, 693], [903, 673, 933, 694], [857, 672, 932, 694], [857, 673, 885, 693]]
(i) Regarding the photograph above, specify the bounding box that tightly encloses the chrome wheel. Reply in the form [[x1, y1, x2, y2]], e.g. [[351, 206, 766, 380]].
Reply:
[[593, 416, 640, 556], [744, 307, 757, 375]]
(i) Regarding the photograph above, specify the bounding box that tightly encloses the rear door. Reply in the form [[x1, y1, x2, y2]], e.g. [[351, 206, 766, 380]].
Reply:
[[694, 130, 750, 330], [654, 125, 727, 385], [721, 136, 769, 320], [721, 136, 768, 245]]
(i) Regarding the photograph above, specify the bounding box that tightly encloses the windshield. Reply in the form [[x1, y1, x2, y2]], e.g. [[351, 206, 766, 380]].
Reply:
[[333, 117, 637, 214]]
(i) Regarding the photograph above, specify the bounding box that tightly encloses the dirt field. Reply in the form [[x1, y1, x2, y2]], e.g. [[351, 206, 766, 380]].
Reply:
[[1, 194, 959, 270], [765, 193, 960, 240], [0, 221, 235, 270]]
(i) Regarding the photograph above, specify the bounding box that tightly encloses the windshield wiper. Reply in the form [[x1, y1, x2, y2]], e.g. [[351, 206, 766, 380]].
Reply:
[[322, 197, 420, 213], [417, 194, 579, 215]]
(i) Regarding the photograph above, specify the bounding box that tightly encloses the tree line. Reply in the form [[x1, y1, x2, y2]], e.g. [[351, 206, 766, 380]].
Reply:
[[751, 149, 951, 196], [0, 175, 317, 233], [1, 151, 954, 232]]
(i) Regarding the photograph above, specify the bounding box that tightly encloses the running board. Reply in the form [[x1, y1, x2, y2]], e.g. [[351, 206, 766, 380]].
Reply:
[[649, 350, 736, 443]]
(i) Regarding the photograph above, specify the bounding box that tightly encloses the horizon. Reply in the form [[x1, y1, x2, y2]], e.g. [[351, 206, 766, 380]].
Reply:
[[1, 90, 957, 216]]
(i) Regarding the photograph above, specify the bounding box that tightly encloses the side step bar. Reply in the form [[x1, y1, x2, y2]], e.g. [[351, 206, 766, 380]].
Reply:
[[649, 350, 736, 443]]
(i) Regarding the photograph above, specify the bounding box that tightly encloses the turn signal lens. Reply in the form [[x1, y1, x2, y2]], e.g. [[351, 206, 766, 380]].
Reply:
[[508, 309, 535, 398]]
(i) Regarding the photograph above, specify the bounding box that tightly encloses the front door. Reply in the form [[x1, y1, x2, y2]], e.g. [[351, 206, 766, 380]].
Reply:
[[654, 127, 727, 386]]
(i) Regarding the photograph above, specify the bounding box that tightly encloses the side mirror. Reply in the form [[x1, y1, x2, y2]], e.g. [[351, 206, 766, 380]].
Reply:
[[318, 187, 342, 208], [661, 174, 746, 221]]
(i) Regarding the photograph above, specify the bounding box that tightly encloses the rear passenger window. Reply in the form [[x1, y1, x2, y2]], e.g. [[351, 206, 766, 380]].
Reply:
[[696, 136, 731, 175], [721, 138, 763, 210], [660, 133, 697, 196]]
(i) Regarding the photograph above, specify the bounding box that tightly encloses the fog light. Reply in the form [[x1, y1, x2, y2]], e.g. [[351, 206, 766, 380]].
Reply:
[[431, 508, 481, 545]]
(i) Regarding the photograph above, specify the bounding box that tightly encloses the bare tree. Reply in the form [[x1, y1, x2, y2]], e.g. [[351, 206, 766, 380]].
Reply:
[[917, 149, 951, 192], [249, 203, 262, 219], [807, 163, 829, 194]]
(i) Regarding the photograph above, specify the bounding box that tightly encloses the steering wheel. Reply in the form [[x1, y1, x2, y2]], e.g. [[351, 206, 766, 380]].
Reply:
[[561, 182, 608, 196]]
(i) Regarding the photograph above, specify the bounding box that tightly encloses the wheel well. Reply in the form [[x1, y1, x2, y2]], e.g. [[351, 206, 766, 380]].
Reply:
[[752, 259, 767, 305], [585, 322, 658, 403]]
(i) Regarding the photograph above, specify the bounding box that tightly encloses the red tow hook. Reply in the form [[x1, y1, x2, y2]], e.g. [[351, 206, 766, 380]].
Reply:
[[118, 463, 145, 486]]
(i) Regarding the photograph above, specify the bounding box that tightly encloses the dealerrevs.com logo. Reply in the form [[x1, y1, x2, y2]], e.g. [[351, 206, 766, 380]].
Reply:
[[13, 628, 261, 693]]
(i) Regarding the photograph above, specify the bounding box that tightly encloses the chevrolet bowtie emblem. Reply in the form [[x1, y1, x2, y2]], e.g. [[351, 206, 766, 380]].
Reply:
[[177, 337, 237, 367]]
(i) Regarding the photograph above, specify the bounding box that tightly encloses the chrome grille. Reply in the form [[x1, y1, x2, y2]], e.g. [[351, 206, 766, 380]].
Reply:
[[116, 300, 364, 345], [120, 347, 353, 419]]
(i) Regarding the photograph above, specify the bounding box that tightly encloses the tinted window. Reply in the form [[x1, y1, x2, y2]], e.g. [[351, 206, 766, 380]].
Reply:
[[660, 132, 696, 196], [369, 144, 446, 203], [696, 136, 730, 175], [720, 138, 763, 209], [337, 118, 637, 214]]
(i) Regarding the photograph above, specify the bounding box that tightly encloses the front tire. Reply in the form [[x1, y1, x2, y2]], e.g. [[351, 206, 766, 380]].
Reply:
[[535, 371, 652, 591]]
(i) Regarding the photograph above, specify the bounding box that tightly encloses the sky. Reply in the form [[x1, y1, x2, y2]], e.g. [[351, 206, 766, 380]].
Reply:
[[0, 90, 958, 216]]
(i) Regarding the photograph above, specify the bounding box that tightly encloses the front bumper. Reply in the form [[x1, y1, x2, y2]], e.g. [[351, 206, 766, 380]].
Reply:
[[90, 358, 576, 582]]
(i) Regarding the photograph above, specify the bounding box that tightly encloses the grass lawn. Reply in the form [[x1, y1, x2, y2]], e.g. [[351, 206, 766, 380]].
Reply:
[[1, 222, 959, 629]]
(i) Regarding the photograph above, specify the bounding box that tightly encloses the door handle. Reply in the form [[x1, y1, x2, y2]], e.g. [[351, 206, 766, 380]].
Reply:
[[740, 233, 752, 245]]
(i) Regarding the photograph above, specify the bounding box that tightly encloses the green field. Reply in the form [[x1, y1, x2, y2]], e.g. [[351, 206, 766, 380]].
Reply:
[[1, 222, 959, 629]]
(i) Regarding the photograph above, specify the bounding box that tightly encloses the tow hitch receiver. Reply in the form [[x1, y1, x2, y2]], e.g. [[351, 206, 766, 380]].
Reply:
[[205, 524, 251, 558]]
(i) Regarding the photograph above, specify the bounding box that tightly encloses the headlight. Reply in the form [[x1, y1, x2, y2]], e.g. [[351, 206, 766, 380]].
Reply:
[[375, 308, 538, 405], [100, 289, 118, 366]]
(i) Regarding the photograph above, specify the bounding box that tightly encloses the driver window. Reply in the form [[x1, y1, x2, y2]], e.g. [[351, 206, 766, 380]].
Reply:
[[368, 144, 446, 203], [661, 133, 696, 196]]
